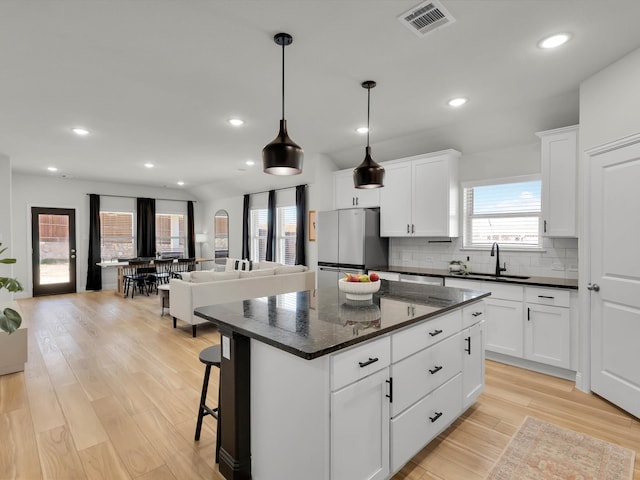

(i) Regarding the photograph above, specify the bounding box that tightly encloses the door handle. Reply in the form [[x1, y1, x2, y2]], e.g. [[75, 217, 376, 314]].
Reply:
[[411, 224, 415, 234], [587, 283, 600, 292], [407, 224, 410, 234], [527, 307, 530, 321], [464, 336, 471, 354]]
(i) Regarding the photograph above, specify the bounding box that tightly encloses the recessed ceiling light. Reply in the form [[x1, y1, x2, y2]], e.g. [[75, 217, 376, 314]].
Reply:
[[356, 127, 369, 134], [246, 160, 255, 166], [47, 166, 58, 172], [538, 33, 571, 49], [447, 97, 468, 107], [144, 163, 154, 168], [71, 128, 90, 136], [177, 181, 185, 186], [228, 118, 244, 127]]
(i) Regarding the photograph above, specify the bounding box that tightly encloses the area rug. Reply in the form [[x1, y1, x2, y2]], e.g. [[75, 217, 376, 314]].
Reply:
[[485, 416, 635, 480]]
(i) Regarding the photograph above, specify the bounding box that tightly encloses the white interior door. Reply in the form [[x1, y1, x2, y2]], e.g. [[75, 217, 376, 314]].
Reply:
[[590, 139, 640, 419]]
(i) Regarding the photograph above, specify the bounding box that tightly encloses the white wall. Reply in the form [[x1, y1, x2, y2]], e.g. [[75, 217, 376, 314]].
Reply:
[[580, 47, 640, 151], [0, 154, 13, 303], [11, 173, 201, 296]]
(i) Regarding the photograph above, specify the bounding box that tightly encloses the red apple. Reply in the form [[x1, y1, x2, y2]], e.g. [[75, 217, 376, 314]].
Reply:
[[347, 274, 360, 282], [369, 272, 380, 282]]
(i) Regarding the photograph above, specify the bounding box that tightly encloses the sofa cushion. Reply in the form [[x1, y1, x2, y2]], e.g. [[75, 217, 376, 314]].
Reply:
[[257, 261, 282, 270], [191, 270, 240, 283], [274, 264, 308, 275], [239, 269, 275, 279], [178, 272, 192, 282], [225, 258, 255, 272]]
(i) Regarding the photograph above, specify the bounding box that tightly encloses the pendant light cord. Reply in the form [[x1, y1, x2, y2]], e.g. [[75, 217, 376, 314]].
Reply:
[[281, 41, 285, 120], [366, 86, 371, 147]]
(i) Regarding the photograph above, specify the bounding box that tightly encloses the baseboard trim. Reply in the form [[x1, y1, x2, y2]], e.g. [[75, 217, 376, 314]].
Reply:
[[486, 351, 577, 382]]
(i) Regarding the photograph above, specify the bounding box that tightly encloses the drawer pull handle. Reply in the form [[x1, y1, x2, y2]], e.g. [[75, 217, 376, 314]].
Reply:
[[429, 365, 443, 375], [429, 412, 443, 423], [429, 329, 443, 337], [471, 311, 483, 317], [386, 378, 393, 403], [358, 357, 379, 368], [538, 295, 555, 299]]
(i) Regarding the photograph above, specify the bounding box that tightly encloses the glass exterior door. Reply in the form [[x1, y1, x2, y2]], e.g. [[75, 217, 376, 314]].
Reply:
[[31, 207, 77, 296]]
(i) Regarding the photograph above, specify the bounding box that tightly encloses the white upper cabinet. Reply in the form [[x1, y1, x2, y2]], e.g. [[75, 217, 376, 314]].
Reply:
[[536, 125, 579, 237], [380, 150, 460, 237], [334, 169, 380, 209]]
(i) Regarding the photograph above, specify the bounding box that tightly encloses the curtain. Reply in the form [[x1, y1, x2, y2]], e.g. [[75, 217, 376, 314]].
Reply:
[[136, 197, 156, 258], [242, 194, 250, 260], [187, 200, 195, 258], [265, 189, 276, 261], [85, 194, 102, 290], [295, 184, 306, 265]]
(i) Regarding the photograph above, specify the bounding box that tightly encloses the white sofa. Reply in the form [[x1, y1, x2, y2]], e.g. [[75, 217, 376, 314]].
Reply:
[[169, 261, 316, 336]]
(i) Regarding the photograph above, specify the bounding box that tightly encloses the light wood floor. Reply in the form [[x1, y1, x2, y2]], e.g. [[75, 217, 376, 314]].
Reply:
[[1, 290, 638, 480]]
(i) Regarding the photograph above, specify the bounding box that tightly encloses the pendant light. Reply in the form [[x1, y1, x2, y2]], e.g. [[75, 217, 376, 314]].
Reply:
[[353, 80, 384, 188], [262, 32, 303, 175]]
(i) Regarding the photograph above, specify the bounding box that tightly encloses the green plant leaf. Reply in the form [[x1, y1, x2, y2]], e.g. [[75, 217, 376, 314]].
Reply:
[[0, 277, 23, 292], [0, 307, 22, 334], [0, 258, 17, 264]]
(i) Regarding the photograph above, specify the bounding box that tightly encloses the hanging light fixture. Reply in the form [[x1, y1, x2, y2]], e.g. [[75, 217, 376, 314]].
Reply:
[[262, 32, 303, 175], [353, 80, 384, 188]]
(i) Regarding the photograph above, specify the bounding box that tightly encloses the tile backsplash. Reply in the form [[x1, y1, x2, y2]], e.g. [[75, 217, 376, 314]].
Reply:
[[389, 237, 578, 279]]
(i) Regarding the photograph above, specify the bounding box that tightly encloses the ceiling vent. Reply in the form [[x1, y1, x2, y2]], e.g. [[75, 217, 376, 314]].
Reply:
[[398, 0, 456, 37]]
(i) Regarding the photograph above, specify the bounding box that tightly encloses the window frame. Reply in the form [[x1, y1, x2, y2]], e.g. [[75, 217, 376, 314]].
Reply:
[[99, 211, 135, 260], [249, 204, 298, 265], [155, 213, 186, 257], [461, 174, 543, 251]]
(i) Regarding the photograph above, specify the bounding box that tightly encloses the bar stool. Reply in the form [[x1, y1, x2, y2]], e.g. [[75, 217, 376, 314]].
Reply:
[[195, 344, 222, 464]]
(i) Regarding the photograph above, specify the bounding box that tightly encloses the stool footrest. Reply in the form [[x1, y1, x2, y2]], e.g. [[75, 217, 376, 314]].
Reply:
[[201, 405, 218, 420]]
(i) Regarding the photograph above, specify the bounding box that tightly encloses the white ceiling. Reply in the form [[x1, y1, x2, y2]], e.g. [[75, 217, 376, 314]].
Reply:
[[2, 1, 640, 195]]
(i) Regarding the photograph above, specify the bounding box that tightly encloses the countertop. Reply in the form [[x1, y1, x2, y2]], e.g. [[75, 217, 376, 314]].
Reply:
[[373, 265, 579, 290], [194, 280, 490, 360]]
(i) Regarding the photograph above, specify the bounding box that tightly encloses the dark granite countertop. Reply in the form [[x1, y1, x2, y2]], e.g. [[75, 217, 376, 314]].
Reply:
[[373, 265, 578, 290], [194, 280, 490, 360]]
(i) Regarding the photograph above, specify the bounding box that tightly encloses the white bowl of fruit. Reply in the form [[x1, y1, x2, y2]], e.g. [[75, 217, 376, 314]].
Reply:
[[338, 273, 381, 300]]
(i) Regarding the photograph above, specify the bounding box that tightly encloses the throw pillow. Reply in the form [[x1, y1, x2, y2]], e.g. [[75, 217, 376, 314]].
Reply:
[[225, 258, 255, 272], [239, 269, 275, 279], [274, 265, 308, 275]]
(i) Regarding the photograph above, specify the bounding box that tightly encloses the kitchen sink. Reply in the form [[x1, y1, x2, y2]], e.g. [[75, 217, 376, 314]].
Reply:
[[460, 272, 531, 280]]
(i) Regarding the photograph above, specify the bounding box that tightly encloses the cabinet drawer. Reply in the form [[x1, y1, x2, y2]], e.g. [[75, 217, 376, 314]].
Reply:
[[462, 302, 485, 329], [525, 286, 570, 307], [331, 336, 391, 391], [488, 282, 524, 302], [370, 271, 400, 281], [392, 310, 462, 363], [391, 333, 462, 416], [390, 373, 462, 472]]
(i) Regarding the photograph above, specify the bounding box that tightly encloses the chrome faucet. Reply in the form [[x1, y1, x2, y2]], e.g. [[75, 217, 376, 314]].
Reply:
[[490, 242, 507, 276]]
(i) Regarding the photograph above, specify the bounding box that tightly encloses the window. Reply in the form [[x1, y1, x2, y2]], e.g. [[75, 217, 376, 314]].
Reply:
[[278, 206, 297, 265], [250, 206, 297, 265], [463, 177, 541, 249], [250, 209, 268, 262], [156, 214, 186, 256], [100, 212, 135, 259]]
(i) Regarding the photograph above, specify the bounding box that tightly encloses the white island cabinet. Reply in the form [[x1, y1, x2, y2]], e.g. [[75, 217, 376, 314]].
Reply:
[[195, 282, 488, 480]]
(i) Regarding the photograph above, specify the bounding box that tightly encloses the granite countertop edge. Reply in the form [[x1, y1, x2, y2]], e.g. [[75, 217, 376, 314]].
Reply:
[[194, 291, 491, 361], [374, 265, 578, 290]]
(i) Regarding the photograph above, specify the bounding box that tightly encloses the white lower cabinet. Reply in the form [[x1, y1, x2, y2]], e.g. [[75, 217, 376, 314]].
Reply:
[[463, 321, 485, 409], [390, 374, 463, 472], [331, 367, 390, 480], [485, 298, 524, 357]]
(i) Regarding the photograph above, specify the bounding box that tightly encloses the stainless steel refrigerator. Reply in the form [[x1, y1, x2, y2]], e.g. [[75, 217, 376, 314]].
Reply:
[[317, 208, 388, 287]]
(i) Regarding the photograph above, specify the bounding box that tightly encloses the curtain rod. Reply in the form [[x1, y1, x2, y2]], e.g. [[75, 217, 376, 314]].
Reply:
[[86, 193, 196, 203], [247, 184, 307, 196]]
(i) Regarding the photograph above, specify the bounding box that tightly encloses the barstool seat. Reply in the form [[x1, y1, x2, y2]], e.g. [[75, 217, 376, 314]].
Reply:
[[195, 345, 222, 464]]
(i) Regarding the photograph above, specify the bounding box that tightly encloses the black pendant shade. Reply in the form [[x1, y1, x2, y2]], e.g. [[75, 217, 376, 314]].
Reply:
[[354, 80, 384, 188], [263, 32, 303, 176]]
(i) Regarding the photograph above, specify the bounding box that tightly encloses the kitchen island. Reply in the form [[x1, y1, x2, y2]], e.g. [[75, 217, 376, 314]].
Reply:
[[195, 280, 490, 480]]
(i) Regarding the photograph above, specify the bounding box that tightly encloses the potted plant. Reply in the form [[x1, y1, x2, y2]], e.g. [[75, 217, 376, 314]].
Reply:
[[0, 242, 23, 334]]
